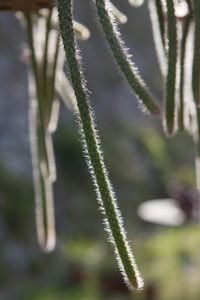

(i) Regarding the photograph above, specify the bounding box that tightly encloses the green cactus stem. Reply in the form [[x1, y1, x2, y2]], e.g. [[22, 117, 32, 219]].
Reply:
[[95, 0, 161, 116], [57, 0, 143, 290], [164, 0, 178, 135]]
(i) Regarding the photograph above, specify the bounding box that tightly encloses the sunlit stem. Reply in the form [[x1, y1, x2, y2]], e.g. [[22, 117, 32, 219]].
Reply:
[[57, 0, 143, 290], [95, 0, 161, 116], [24, 12, 50, 177], [25, 13, 56, 251], [43, 8, 53, 121]]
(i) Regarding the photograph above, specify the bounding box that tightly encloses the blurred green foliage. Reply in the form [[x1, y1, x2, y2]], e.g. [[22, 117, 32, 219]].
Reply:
[[0, 162, 33, 238], [1, 224, 199, 299]]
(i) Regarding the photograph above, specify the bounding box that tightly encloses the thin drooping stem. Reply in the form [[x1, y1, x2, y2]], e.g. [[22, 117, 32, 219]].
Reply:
[[95, 0, 161, 116], [29, 81, 56, 252], [148, 0, 167, 77], [192, 0, 200, 105], [46, 34, 60, 130], [43, 8, 53, 120], [155, 0, 166, 48], [109, 2, 127, 24], [164, 0, 178, 135], [24, 13, 51, 178], [194, 107, 200, 223], [73, 21, 91, 40], [57, 0, 143, 290], [179, 12, 192, 130], [25, 13, 56, 252]]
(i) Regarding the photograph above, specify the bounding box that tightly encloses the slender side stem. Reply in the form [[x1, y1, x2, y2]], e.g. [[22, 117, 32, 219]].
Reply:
[[164, 0, 177, 135], [179, 13, 192, 130], [56, 70, 78, 111], [57, 0, 143, 290], [148, 0, 167, 77], [24, 13, 50, 178], [192, 0, 200, 105], [155, 0, 166, 48], [49, 34, 60, 126], [95, 0, 161, 116], [73, 21, 91, 40], [38, 128, 56, 251], [25, 13, 56, 251], [109, 2, 127, 24], [195, 107, 200, 223], [43, 9, 53, 112], [29, 83, 56, 252]]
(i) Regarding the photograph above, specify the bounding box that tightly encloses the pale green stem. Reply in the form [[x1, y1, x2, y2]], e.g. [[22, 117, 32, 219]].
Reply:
[[43, 8, 53, 123], [46, 33, 60, 129], [148, 0, 167, 77], [24, 12, 50, 178], [25, 13, 56, 251], [109, 2, 127, 24], [29, 84, 56, 252], [73, 21, 91, 40]]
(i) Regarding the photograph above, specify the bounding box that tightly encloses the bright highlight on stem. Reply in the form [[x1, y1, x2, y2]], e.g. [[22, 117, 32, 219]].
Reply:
[[57, 0, 143, 290], [23, 12, 58, 252]]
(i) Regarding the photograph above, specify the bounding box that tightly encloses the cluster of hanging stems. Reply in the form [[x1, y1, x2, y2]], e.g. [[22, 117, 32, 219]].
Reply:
[[16, 0, 200, 291]]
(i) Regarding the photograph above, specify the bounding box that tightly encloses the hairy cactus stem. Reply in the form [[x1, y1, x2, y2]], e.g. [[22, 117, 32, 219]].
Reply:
[[57, 0, 143, 290], [95, 0, 161, 116]]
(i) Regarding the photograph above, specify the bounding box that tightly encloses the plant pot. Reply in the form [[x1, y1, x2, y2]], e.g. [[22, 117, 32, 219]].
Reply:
[[0, 0, 54, 11]]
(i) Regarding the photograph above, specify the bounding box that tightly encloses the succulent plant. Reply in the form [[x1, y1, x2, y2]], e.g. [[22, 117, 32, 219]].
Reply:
[[12, 0, 200, 291]]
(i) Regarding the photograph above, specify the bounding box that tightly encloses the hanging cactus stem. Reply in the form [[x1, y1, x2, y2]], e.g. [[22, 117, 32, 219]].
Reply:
[[57, 0, 143, 290], [192, 0, 200, 105], [164, 0, 178, 135], [179, 10, 191, 131], [94, 0, 161, 116]]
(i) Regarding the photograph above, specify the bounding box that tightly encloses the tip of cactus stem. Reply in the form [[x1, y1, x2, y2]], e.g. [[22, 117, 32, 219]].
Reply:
[[152, 105, 162, 116], [146, 102, 161, 116], [164, 122, 176, 137], [167, 126, 175, 136], [129, 0, 144, 8], [39, 234, 56, 253], [73, 21, 90, 41], [128, 277, 144, 291], [138, 99, 161, 116], [119, 15, 128, 25]]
